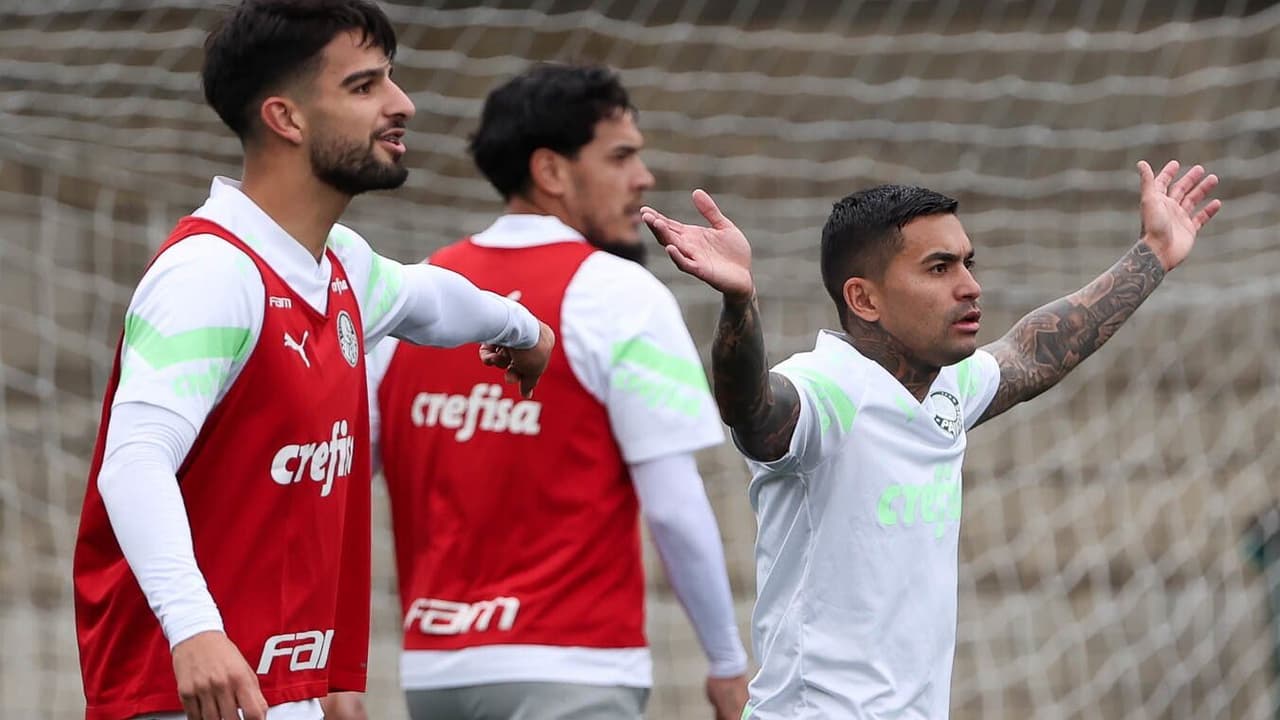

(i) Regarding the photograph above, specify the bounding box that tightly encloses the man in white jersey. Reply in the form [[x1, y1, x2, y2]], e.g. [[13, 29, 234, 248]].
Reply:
[[73, 2, 552, 720], [363, 63, 750, 720], [640, 161, 1221, 719]]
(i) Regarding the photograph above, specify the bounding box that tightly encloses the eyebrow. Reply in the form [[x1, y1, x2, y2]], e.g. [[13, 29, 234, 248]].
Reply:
[[340, 65, 389, 88], [920, 250, 975, 265]]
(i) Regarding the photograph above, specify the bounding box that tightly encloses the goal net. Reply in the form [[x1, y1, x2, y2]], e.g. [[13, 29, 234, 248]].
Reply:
[[2, 1, 1278, 718]]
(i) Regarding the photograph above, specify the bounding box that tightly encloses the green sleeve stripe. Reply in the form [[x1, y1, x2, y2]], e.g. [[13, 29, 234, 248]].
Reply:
[[610, 338, 710, 392], [364, 254, 405, 329], [123, 314, 251, 369], [954, 356, 979, 400], [789, 367, 857, 432]]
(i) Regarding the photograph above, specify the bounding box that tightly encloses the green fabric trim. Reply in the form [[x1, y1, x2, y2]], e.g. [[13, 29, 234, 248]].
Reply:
[[789, 368, 857, 433], [611, 338, 710, 392], [123, 314, 251, 369]]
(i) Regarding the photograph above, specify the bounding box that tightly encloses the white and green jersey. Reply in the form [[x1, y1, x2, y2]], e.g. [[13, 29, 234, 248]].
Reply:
[[115, 176, 535, 430], [742, 330, 1001, 720], [99, 177, 538, 720]]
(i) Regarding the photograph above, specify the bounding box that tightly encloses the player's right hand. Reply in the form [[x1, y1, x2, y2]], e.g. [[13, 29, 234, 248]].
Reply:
[[641, 189, 755, 304], [705, 674, 750, 720], [171, 630, 268, 720], [482, 320, 554, 399]]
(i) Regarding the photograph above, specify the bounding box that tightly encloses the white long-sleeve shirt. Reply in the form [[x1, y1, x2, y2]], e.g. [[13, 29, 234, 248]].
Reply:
[[366, 214, 749, 689], [97, 178, 540, 720]]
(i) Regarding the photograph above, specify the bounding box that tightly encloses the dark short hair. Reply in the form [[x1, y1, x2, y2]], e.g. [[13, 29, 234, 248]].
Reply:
[[469, 63, 635, 200], [821, 185, 959, 322], [202, 0, 397, 141]]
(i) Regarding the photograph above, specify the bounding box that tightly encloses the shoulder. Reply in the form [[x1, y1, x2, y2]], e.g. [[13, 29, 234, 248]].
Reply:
[[326, 223, 407, 317], [774, 349, 864, 435], [122, 235, 262, 385], [573, 252, 679, 307], [567, 253, 686, 336], [137, 234, 263, 308], [325, 223, 375, 260], [943, 349, 1001, 398], [146, 233, 259, 277]]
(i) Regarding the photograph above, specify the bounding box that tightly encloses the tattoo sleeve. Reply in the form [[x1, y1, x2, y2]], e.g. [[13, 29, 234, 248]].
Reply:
[[711, 293, 800, 462], [975, 241, 1167, 426]]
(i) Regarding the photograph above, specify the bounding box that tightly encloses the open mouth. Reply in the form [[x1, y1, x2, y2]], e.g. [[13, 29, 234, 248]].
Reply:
[[953, 309, 982, 332], [376, 128, 406, 156]]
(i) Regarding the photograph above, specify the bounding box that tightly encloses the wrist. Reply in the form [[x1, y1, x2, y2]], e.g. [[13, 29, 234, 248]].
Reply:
[[722, 287, 755, 308], [1135, 236, 1174, 274]]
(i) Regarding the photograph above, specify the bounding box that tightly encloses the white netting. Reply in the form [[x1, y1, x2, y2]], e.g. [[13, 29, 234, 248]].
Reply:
[[3, 1, 1280, 717]]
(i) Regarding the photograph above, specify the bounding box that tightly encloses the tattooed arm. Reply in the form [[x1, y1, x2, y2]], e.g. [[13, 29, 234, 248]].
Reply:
[[976, 160, 1221, 426], [642, 190, 801, 461], [975, 243, 1163, 424], [712, 293, 800, 461]]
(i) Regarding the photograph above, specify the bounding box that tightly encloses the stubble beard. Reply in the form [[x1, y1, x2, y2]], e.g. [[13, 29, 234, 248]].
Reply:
[[311, 134, 408, 196]]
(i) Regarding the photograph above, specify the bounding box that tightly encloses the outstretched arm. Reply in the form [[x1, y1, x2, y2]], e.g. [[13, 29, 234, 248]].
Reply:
[[642, 191, 800, 462], [976, 160, 1221, 426], [713, 292, 801, 461]]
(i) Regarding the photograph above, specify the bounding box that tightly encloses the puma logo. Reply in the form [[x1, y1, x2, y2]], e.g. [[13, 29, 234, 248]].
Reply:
[[284, 330, 310, 368]]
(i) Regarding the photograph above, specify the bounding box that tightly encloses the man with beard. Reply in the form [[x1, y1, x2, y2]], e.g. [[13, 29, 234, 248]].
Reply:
[[72, 3, 553, 720], [365, 63, 750, 720]]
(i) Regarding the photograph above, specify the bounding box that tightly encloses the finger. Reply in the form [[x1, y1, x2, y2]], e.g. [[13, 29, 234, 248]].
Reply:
[[1191, 198, 1223, 229], [1180, 173, 1219, 212], [643, 214, 685, 248], [236, 682, 268, 720], [180, 692, 201, 720], [1136, 160, 1155, 188], [691, 189, 731, 229], [665, 243, 701, 276], [1167, 164, 1205, 204], [214, 684, 239, 720], [639, 206, 671, 227], [198, 689, 219, 720], [480, 347, 511, 367], [1152, 160, 1179, 193]]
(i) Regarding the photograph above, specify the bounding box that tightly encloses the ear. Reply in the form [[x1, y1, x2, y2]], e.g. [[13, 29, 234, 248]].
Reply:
[[528, 147, 569, 198], [843, 276, 881, 323], [258, 95, 306, 146]]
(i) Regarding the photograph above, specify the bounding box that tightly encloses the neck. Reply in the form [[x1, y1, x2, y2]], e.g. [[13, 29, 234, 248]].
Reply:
[[506, 194, 576, 231], [240, 155, 350, 261], [841, 318, 939, 402]]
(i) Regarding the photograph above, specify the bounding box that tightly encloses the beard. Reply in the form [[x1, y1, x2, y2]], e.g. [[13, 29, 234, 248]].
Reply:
[[310, 133, 408, 196], [581, 217, 648, 265], [589, 238, 648, 265]]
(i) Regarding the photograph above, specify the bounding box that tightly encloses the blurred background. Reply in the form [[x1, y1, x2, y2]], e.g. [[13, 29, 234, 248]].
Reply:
[[2, 0, 1280, 717]]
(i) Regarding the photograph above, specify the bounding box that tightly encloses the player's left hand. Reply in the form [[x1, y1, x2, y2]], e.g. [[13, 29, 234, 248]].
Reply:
[[480, 320, 555, 399], [1136, 159, 1222, 272], [705, 674, 749, 720], [319, 691, 368, 720]]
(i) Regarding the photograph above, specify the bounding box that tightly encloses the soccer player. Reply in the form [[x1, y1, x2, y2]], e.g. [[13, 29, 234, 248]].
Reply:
[[72, 2, 553, 720], [366, 63, 750, 720], [641, 161, 1220, 719]]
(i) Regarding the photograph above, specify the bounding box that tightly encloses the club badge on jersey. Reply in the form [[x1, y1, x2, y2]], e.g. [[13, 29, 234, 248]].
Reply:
[[74, 216, 374, 719]]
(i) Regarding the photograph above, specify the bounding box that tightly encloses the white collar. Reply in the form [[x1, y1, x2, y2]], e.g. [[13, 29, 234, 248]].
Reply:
[[470, 214, 587, 248], [197, 176, 328, 268]]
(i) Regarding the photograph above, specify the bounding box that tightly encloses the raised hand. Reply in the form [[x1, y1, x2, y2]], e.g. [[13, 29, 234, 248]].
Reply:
[[1136, 160, 1222, 272], [641, 190, 755, 302]]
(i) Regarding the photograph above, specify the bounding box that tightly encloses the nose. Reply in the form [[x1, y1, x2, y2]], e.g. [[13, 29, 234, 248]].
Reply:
[[957, 265, 981, 301], [636, 159, 656, 192], [387, 79, 416, 121]]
